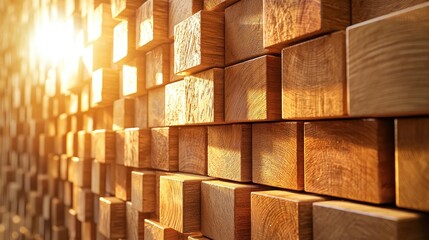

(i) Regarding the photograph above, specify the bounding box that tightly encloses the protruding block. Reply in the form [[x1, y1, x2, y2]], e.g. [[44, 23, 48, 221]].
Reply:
[[208, 124, 251, 182], [111, 0, 145, 19], [77, 188, 94, 222], [225, 55, 281, 122], [121, 56, 146, 97], [348, 3, 429, 117], [396, 118, 429, 212], [160, 173, 214, 233], [91, 160, 106, 195], [151, 127, 178, 171], [282, 31, 346, 119], [148, 87, 165, 128], [204, 0, 239, 11], [113, 19, 137, 63], [146, 44, 170, 89], [99, 197, 126, 239], [136, 0, 169, 51], [124, 128, 151, 168], [144, 219, 179, 240], [169, 0, 203, 39], [131, 171, 156, 213], [313, 201, 429, 240], [201, 180, 266, 240], [127, 201, 150, 240], [92, 129, 116, 163], [135, 94, 148, 129], [304, 119, 394, 203], [113, 98, 135, 130], [174, 11, 224, 75], [115, 164, 132, 201], [262, 0, 350, 49], [77, 131, 92, 159], [91, 68, 119, 107], [178, 126, 207, 175], [252, 122, 303, 190]]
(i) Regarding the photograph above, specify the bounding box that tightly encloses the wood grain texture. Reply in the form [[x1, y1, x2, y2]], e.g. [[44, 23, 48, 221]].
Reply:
[[99, 197, 126, 239], [146, 44, 170, 89], [92, 129, 116, 163], [91, 68, 119, 107], [106, 163, 116, 195], [77, 188, 94, 222], [348, 3, 429, 117], [201, 180, 266, 240], [113, 98, 135, 130], [304, 119, 395, 204], [91, 160, 106, 195], [169, 43, 184, 82], [282, 31, 346, 119], [313, 200, 429, 240], [111, 0, 145, 19], [251, 190, 327, 240], [395, 118, 429, 212], [87, 3, 120, 43], [165, 80, 186, 126], [121, 55, 146, 97], [131, 170, 156, 213], [225, 55, 281, 122], [136, 0, 169, 51], [225, 0, 280, 65], [115, 164, 132, 201], [124, 128, 151, 168], [178, 126, 207, 175], [169, 0, 203, 39], [75, 157, 92, 188], [113, 19, 137, 63], [135, 94, 148, 129], [77, 131, 92, 159], [263, 0, 350, 49], [148, 87, 165, 128], [208, 124, 252, 182], [252, 122, 304, 190], [66, 209, 81, 239], [127, 201, 150, 240], [144, 218, 180, 240], [174, 11, 224, 75], [160, 173, 214, 233], [151, 127, 178, 171], [204, 0, 239, 10], [116, 129, 126, 164]]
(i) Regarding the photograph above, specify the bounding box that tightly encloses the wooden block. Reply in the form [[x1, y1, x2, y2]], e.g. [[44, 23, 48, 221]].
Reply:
[[262, 0, 350, 49], [201, 180, 266, 240], [251, 190, 326, 239], [87, 3, 119, 42], [174, 10, 224, 75], [207, 124, 251, 182], [76, 188, 94, 222], [75, 157, 92, 188], [115, 164, 132, 201], [116, 130, 126, 165], [144, 219, 179, 240], [113, 19, 137, 63], [252, 122, 304, 190], [99, 197, 126, 239], [348, 3, 429, 117], [146, 44, 170, 89], [91, 68, 119, 107], [134, 94, 148, 129], [165, 80, 186, 126], [28, 192, 43, 216], [106, 163, 116, 195], [225, 0, 280, 65], [42, 195, 51, 220], [111, 0, 144, 19], [91, 160, 106, 195], [136, 0, 169, 51], [51, 198, 65, 227], [52, 226, 68, 240], [226, 55, 280, 121], [81, 84, 91, 113], [37, 175, 49, 196], [66, 209, 81, 240], [66, 132, 76, 157], [282, 31, 346, 119], [304, 119, 395, 203], [127, 201, 150, 240], [160, 173, 214, 233], [131, 171, 156, 213], [64, 181, 73, 207], [169, 43, 183, 83], [169, 0, 203, 39], [178, 126, 207, 175], [81, 221, 96, 240], [68, 157, 78, 184], [396, 117, 429, 212], [313, 200, 429, 240], [92, 129, 116, 163], [113, 98, 135, 130], [82, 41, 114, 76], [204, 0, 239, 11], [77, 131, 91, 159], [124, 128, 151, 168], [121, 56, 146, 97], [148, 87, 165, 128], [151, 127, 178, 171]]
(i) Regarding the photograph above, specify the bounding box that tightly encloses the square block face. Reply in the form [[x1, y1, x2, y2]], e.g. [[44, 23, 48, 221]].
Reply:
[[165, 80, 186, 126], [113, 98, 135, 130], [131, 171, 156, 213], [169, 0, 203, 39], [116, 130, 126, 165], [76, 158, 92, 188], [124, 128, 151, 168], [91, 160, 106, 195], [144, 219, 179, 240], [136, 0, 169, 50], [252, 122, 304, 190], [113, 20, 129, 63], [207, 124, 251, 182], [99, 197, 126, 239], [121, 55, 146, 97], [91, 69, 119, 107], [148, 87, 165, 128], [135, 95, 148, 129], [304, 119, 395, 203], [115, 164, 132, 201], [178, 126, 207, 175], [151, 127, 178, 171], [92, 130, 116, 163], [146, 44, 169, 89]]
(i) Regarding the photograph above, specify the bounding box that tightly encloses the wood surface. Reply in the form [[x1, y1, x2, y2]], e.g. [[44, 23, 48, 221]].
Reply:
[[165, 80, 186, 126], [252, 122, 304, 190], [178, 126, 207, 175], [348, 3, 429, 117], [148, 87, 165, 128], [282, 31, 346, 119], [201, 180, 266, 240], [208, 124, 252, 182], [113, 19, 137, 64], [87, 3, 120, 43], [174, 10, 224, 75], [66, 209, 81, 240], [204, 0, 239, 11], [313, 200, 429, 240], [169, 43, 183, 82], [144, 218, 180, 240], [225, 55, 281, 122], [80, 84, 90, 112], [99, 196, 126, 239], [115, 164, 132, 201], [151, 127, 178, 171], [106, 163, 116, 195], [146, 44, 170, 89], [251, 190, 327, 240], [91, 129, 116, 163], [127, 201, 150, 240], [304, 119, 395, 203], [77, 188, 94, 222], [66, 132, 77, 157], [116, 129, 126, 165], [124, 128, 151, 168], [75, 157, 92, 188], [159, 173, 214, 233], [169, 0, 203, 39], [51, 226, 68, 240], [91, 160, 106, 195], [395, 117, 429, 212], [91, 68, 119, 107], [262, 0, 350, 49], [134, 94, 148, 129], [77, 131, 92, 159], [59, 155, 68, 181], [136, 0, 169, 51], [121, 55, 146, 97], [113, 98, 135, 130], [111, 0, 145, 19], [131, 170, 156, 213]]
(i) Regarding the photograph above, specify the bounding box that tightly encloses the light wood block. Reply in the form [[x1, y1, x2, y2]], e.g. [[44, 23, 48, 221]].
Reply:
[[251, 190, 326, 240], [151, 127, 178, 171], [52, 226, 68, 240], [144, 219, 179, 240], [121, 56, 146, 97], [396, 117, 429, 212], [174, 10, 224, 75], [92, 129, 116, 163], [169, 0, 203, 39], [225, 55, 281, 122], [106, 163, 116, 195], [77, 131, 92, 159], [304, 119, 394, 203], [160, 173, 214, 233], [131, 170, 156, 213], [87, 3, 119, 43], [146, 44, 170, 89], [201, 180, 266, 240], [77, 188, 94, 222], [313, 200, 429, 240], [113, 19, 137, 63], [99, 197, 126, 239], [178, 126, 207, 175], [81, 222, 96, 240], [111, 0, 145, 19], [127, 201, 150, 240], [262, 0, 350, 49], [282, 31, 346, 119], [82, 41, 114, 74], [348, 3, 429, 117], [148, 87, 165, 128], [136, 0, 169, 51], [115, 164, 132, 201], [66, 132, 77, 157], [75, 157, 92, 188], [204, 0, 239, 11], [67, 157, 77, 183], [124, 128, 151, 168], [91, 68, 119, 107], [113, 98, 135, 130], [169, 43, 183, 82], [208, 124, 251, 182], [135, 95, 148, 129], [51, 198, 65, 227], [252, 122, 303, 190], [155, 171, 173, 218], [165, 80, 186, 126], [81, 84, 91, 113], [116, 129, 126, 165], [91, 160, 106, 195], [66, 209, 81, 240]]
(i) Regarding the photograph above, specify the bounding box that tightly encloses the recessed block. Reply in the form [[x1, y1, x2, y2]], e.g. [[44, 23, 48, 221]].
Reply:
[[124, 128, 151, 168], [92, 129, 116, 163], [131, 170, 156, 213], [148, 87, 165, 128], [91, 68, 119, 107], [146, 44, 170, 89], [113, 98, 135, 130], [113, 19, 137, 63], [136, 0, 169, 51], [115, 164, 132, 201], [121, 56, 146, 97], [178, 126, 207, 175], [151, 127, 178, 171]]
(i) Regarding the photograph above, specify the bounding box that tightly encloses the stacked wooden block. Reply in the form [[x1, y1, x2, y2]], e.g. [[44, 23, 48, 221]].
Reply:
[[0, 0, 429, 239]]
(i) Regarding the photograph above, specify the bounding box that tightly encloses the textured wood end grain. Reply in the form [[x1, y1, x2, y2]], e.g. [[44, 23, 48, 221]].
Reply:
[[113, 98, 135, 130], [92, 129, 116, 163], [151, 127, 178, 171], [136, 0, 169, 50], [178, 126, 208, 175], [144, 218, 180, 240]]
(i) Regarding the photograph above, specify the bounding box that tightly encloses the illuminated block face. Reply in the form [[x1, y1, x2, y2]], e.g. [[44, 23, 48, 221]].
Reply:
[[92, 69, 103, 105], [121, 64, 137, 96], [137, 1, 154, 48], [113, 21, 128, 63]]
